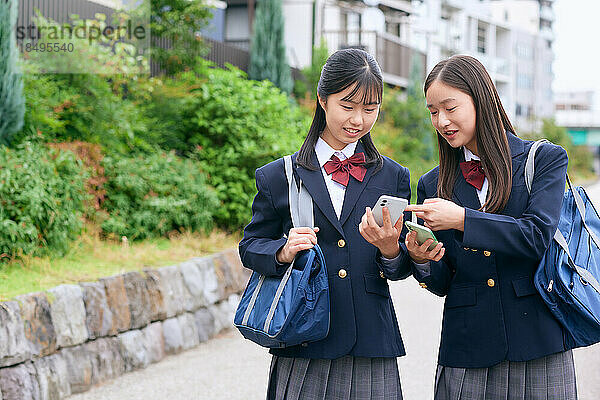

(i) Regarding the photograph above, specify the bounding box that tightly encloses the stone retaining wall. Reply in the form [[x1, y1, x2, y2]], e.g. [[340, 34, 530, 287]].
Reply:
[[0, 249, 250, 400]]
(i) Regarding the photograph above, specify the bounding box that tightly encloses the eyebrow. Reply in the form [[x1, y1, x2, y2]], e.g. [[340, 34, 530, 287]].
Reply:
[[340, 99, 381, 106], [426, 98, 456, 108]]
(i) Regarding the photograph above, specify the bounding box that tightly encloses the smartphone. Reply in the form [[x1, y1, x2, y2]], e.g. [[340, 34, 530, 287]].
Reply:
[[405, 221, 439, 251], [372, 195, 408, 227]]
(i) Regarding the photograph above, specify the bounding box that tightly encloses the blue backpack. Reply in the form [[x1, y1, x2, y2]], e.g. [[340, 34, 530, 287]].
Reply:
[[234, 155, 330, 348], [528, 140, 600, 348]]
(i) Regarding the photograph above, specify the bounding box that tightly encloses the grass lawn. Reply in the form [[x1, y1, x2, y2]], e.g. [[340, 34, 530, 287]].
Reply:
[[0, 228, 241, 301]]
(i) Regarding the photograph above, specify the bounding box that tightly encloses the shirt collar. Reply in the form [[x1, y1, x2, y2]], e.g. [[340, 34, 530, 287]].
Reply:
[[463, 146, 480, 162], [315, 137, 358, 168]]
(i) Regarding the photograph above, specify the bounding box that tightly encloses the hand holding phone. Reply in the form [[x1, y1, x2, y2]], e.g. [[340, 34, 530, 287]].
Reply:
[[359, 195, 407, 259], [405, 221, 438, 251], [372, 195, 408, 227]]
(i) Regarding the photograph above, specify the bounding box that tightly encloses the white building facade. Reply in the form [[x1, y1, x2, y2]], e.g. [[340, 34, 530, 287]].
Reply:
[[410, 0, 555, 133]]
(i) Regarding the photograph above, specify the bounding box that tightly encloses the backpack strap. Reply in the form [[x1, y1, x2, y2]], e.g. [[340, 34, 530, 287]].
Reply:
[[524, 139, 549, 193], [525, 140, 600, 294], [525, 140, 599, 247]]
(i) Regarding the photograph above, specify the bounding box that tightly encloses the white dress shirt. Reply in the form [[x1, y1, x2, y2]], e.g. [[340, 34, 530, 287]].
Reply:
[[314, 137, 358, 219]]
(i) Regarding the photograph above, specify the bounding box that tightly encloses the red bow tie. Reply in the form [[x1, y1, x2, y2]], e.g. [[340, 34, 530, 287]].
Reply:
[[323, 152, 367, 187], [460, 160, 486, 190]]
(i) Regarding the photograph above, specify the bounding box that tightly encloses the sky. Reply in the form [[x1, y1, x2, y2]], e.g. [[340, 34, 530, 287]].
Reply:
[[553, 0, 600, 102]]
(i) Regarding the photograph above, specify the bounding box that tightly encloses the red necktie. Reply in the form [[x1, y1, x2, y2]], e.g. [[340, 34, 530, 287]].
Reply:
[[323, 152, 367, 187], [460, 160, 486, 190]]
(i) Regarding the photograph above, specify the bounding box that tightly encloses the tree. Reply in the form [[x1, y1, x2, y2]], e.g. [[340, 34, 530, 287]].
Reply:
[[0, 0, 25, 144], [249, 0, 293, 94], [150, 0, 212, 75]]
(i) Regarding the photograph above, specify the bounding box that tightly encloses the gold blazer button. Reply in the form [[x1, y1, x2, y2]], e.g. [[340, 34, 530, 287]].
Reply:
[[338, 239, 346, 248], [484, 250, 491, 257], [338, 269, 347, 279], [487, 278, 495, 287]]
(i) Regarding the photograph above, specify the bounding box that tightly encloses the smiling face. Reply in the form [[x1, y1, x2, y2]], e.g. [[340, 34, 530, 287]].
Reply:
[[425, 79, 478, 155], [318, 83, 380, 150]]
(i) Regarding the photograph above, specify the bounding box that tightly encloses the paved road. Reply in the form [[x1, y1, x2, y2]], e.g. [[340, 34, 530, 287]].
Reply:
[[71, 182, 600, 400]]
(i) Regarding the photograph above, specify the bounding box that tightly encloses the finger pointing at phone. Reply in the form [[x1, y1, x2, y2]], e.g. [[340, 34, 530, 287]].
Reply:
[[405, 198, 465, 232]]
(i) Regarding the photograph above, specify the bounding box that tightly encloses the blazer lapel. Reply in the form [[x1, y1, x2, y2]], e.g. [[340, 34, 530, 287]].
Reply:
[[293, 152, 345, 236], [339, 142, 375, 227], [452, 151, 482, 209]]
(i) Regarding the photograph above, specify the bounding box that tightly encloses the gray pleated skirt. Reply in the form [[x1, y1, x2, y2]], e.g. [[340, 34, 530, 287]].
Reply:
[[267, 355, 403, 400], [434, 350, 577, 400]]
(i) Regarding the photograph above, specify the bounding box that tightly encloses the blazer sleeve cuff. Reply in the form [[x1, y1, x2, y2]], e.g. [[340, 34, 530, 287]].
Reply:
[[376, 244, 412, 280], [411, 260, 431, 279]]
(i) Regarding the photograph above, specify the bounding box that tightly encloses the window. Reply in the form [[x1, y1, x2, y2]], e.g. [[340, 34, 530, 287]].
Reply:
[[345, 12, 361, 45], [517, 74, 533, 90], [516, 43, 531, 59], [477, 22, 486, 54], [516, 103, 522, 116], [540, 19, 552, 30]]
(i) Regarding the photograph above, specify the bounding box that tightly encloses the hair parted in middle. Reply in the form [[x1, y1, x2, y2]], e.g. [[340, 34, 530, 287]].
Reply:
[[297, 48, 384, 173], [424, 54, 515, 213]]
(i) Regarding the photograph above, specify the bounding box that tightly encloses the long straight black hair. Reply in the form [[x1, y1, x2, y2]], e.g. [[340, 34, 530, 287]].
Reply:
[[297, 48, 384, 173], [424, 55, 515, 213]]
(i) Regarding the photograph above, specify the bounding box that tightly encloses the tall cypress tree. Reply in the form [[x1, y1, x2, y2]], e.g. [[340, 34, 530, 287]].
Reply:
[[0, 0, 24, 144], [248, 0, 293, 94]]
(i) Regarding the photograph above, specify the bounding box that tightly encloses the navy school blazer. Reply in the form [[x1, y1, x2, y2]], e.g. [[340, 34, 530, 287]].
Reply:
[[411, 133, 569, 368], [239, 142, 413, 359]]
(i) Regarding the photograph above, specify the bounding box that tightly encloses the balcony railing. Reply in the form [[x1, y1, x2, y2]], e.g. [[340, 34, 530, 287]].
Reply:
[[320, 30, 427, 87]]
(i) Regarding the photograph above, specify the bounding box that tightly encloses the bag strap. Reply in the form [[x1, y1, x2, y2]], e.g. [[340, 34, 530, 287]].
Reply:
[[553, 231, 600, 294], [524, 139, 548, 193], [284, 155, 314, 228], [525, 140, 600, 294]]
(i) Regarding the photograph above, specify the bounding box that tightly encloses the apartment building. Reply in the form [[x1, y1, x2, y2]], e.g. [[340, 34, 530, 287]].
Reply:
[[411, 0, 555, 133]]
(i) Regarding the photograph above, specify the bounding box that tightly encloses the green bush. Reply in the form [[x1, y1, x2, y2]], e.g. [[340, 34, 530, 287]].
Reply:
[[100, 151, 219, 240], [16, 73, 152, 154], [0, 141, 88, 259], [14, 11, 151, 153], [141, 61, 310, 229]]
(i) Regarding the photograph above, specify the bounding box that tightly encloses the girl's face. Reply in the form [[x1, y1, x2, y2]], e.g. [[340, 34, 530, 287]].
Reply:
[[318, 84, 380, 151], [425, 80, 478, 155]]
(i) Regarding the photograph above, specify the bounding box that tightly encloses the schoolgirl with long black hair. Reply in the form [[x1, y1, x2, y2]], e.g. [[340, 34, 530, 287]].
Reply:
[[239, 48, 415, 399]]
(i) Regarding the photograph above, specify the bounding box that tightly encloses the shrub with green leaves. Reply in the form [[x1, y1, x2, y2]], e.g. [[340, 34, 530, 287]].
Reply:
[[142, 61, 310, 229], [101, 151, 219, 240], [0, 141, 88, 258], [15, 73, 152, 154]]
